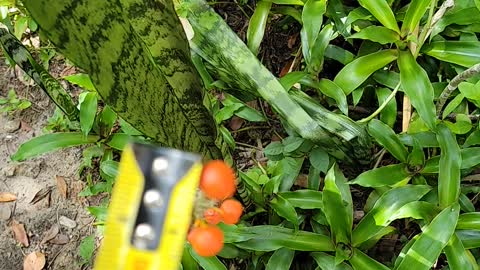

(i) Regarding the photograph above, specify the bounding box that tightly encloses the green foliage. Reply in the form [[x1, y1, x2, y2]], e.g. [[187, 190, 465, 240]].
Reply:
[[0, 88, 31, 114], [78, 234, 95, 266]]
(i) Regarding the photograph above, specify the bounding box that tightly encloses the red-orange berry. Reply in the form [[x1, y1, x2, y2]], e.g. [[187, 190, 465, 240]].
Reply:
[[187, 225, 224, 257], [203, 208, 223, 225], [220, 199, 243, 224], [200, 160, 236, 201]]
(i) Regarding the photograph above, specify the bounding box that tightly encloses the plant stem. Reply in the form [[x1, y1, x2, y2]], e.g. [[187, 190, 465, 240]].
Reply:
[[415, 0, 439, 57], [436, 63, 480, 116], [358, 82, 401, 123]]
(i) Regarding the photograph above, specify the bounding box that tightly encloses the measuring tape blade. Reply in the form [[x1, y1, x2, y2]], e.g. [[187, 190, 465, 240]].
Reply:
[[94, 142, 202, 270]]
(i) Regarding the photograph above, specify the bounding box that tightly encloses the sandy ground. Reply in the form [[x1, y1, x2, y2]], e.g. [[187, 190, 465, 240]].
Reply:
[[0, 59, 96, 269]]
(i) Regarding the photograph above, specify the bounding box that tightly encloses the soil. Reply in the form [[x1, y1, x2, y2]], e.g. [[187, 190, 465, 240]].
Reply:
[[0, 57, 96, 270]]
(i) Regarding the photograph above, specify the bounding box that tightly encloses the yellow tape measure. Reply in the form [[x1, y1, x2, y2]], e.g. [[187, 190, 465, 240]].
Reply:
[[94, 142, 202, 270]]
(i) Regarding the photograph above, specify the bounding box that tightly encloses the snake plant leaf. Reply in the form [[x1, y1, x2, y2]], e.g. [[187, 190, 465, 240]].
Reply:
[[357, 0, 399, 33], [301, 0, 327, 63], [367, 119, 408, 163], [395, 203, 460, 270], [0, 27, 78, 120], [430, 7, 480, 38], [11, 132, 99, 161], [334, 50, 397, 95], [351, 185, 431, 246], [265, 248, 295, 270], [311, 252, 353, 270], [400, 0, 432, 36], [247, 1, 272, 55], [221, 224, 334, 252], [444, 233, 479, 270], [322, 164, 353, 244], [397, 49, 436, 131], [348, 26, 400, 45], [278, 190, 324, 210], [457, 212, 480, 230], [349, 248, 391, 270], [436, 123, 461, 208], [350, 164, 411, 188], [421, 41, 480, 68], [422, 147, 480, 173], [187, 243, 227, 270], [23, 0, 223, 160]]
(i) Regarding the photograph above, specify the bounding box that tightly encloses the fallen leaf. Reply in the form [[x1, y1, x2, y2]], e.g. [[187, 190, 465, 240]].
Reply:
[[279, 58, 294, 78], [30, 187, 53, 205], [11, 220, 29, 247], [23, 251, 45, 270], [40, 224, 59, 244], [229, 116, 244, 131], [49, 234, 69, 245], [20, 121, 32, 132], [0, 192, 16, 202], [55, 176, 67, 199], [59, 65, 76, 77], [287, 33, 298, 49]]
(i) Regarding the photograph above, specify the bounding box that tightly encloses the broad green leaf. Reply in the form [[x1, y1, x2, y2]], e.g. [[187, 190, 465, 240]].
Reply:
[[444, 233, 479, 270], [352, 185, 431, 246], [352, 88, 364, 107], [106, 133, 132, 151], [422, 147, 480, 173], [308, 24, 335, 74], [398, 131, 438, 147], [187, 243, 227, 270], [87, 206, 108, 222], [63, 73, 96, 91], [272, 6, 302, 24], [222, 224, 334, 251], [367, 119, 408, 163], [301, 0, 327, 61], [458, 230, 480, 249], [247, 1, 272, 55], [464, 130, 480, 147], [459, 193, 476, 213], [436, 123, 461, 208], [308, 166, 321, 190], [283, 136, 305, 153], [11, 132, 98, 161], [395, 203, 460, 270], [389, 201, 439, 222], [349, 26, 400, 44], [235, 106, 266, 122], [375, 88, 397, 127], [80, 92, 98, 137], [264, 141, 284, 157], [351, 164, 411, 187], [311, 252, 353, 270], [14, 16, 28, 39], [356, 226, 396, 251], [397, 49, 436, 130], [100, 160, 119, 180], [324, 45, 355, 65], [79, 235, 95, 263], [357, 0, 399, 33], [215, 103, 244, 123], [277, 157, 305, 191], [406, 138, 425, 168], [182, 244, 199, 270], [334, 50, 397, 95], [270, 194, 299, 229], [422, 41, 480, 68], [457, 212, 480, 230], [372, 70, 400, 90], [444, 114, 472, 135], [265, 248, 295, 270], [24, 0, 223, 160], [278, 190, 324, 209], [219, 126, 235, 150], [349, 248, 390, 270], [430, 7, 480, 38], [317, 79, 348, 115], [322, 164, 352, 244], [217, 244, 248, 259], [98, 105, 117, 137], [400, 0, 432, 36], [279, 71, 308, 90], [310, 147, 330, 173], [442, 93, 465, 119]]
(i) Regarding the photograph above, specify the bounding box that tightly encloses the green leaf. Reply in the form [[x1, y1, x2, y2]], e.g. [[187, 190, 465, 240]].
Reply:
[[422, 41, 480, 68], [235, 106, 266, 122], [324, 45, 355, 65], [442, 93, 465, 119], [459, 193, 476, 213], [422, 147, 480, 173], [265, 248, 295, 270], [457, 212, 480, 230], [322, 164, 352, 244], [310, 147, 329, 173], [11, 132, 98, 161], [373, 70, 400, 90], [367, 119, 408, 162], [278, 190, 323, 209], [406, 138, 425, 168], [63, 73, 96, 91], [279, 71, 308, 90], [397, 49, 436, 130], [375, 87, 397, 127], [436, 123, 461, 208], [444, 233, 478, 270], [351, 164, 411, 187], [308, 24, 335, 74], [399, 131, 438, 147], [100, 160, 119, 180], [351, 185, 431, 246], [430, 7, 480, 38], [14, 16, 28, 39], [264, 141, 284, 157], [352, 88, 364, 107], [316, 79, 348, 115], [458, 230, 480, 249], [395, 203, 460, 270], [278, 157, 305, 191], [87, 206, 108, 222], [187, 243, 227, 270], [349, 248, 390, 270], [334, 50, 398, 95], [79, 235, 95, 263], [444, 114, 472, 135], [357, 0, 399, 33], [215, 103, 244, 123], [283, 136, 305, 153], [401, 0, 432, 36], [270, 194, 299, 229], [247, 1, 272, 55], [349, 26, 399, 44], [265, 0, 304, 5], [98, 105, 117, 136], [308, 166, 321, 190], [219, 126, 236, 150], [311, 252, 353, 270], [301, 0, 327, 63], [106, 133, 132, 151], [464, 130, 480, 147], [80, 92, 98, 137]]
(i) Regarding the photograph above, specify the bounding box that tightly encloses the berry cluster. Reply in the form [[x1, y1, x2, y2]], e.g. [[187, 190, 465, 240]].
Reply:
[[187, 160, 243, 257]]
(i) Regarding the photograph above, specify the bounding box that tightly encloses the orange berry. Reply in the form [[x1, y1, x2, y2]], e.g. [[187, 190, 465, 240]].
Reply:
[[187, 225, 224, 257], [220, 199, 243, 224], [204, 208, 223, 225], [200, 160, 236, 200]]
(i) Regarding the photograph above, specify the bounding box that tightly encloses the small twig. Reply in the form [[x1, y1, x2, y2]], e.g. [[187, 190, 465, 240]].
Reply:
[[236, 142, 262, 150], [423, 0, 454, 43], [373, 149, 387, 169], [436, 63, 480, 116], [231, 126, 269, 133], [358, 82, 401, 123]]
